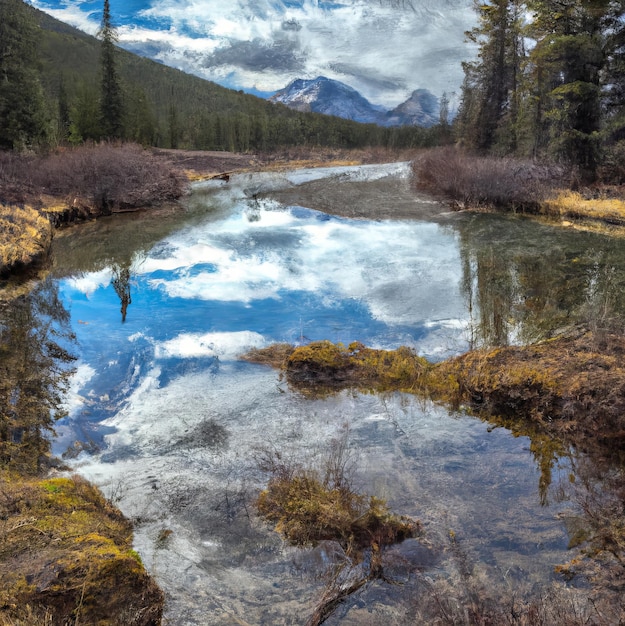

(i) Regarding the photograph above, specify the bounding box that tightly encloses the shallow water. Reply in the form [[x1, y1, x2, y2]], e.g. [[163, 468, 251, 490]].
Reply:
[[43, 163, 625, 624]]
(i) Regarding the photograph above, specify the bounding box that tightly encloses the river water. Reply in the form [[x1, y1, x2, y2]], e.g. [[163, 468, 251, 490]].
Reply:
[[41, 163, 625, 623]]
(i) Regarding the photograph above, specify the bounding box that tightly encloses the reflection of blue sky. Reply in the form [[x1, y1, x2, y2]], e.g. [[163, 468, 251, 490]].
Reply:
[[27, 0, 476, 107], [57, 200, 469, 438]]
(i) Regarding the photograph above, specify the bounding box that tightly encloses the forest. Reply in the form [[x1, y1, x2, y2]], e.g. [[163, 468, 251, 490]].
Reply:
[[0, 0, 446, 153], [455, 0, 625, 184]]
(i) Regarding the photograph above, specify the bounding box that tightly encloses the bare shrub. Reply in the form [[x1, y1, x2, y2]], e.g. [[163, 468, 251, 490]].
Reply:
[[412, 147, 565, 211], [0, 152, 36, 206], [31, 142, 185, 213]]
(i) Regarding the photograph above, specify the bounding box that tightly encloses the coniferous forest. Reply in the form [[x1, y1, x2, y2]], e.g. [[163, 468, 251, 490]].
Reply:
[[0, 0, 445, 153], [455, 0, 625, 183]]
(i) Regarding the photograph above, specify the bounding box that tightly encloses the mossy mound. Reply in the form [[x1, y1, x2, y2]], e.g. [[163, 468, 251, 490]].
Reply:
[[432, 332, 625, 453], [245, 341, 429, 394], [257, 473, 420, 553], [0, 474, 163, 625], [246, 333, 625, 457]]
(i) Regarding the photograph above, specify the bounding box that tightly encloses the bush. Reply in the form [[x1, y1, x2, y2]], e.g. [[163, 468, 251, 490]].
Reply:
[[31, 142, 185, 213], [412, 147, 564, 211], [0, 152, 36, 206]]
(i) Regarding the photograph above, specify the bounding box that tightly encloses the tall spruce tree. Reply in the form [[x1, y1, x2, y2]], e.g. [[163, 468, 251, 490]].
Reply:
[[0, 0, 49, 150], [456, 0, 524, 154], [525, 0, 607, 180], [99, 0, 124, 139]]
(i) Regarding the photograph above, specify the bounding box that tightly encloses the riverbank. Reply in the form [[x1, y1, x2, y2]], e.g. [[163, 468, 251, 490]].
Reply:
[[0, 473, 163, 625], [0, 144, 414, 280], [412, 147, 625, 235]]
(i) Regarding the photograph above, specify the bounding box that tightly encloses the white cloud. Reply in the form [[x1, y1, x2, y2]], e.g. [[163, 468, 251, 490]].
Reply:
[[29, 0, 476, 106]]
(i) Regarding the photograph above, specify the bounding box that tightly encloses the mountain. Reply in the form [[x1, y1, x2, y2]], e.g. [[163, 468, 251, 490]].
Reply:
[[386, 89, 440, 128], [270, 77, 387, 125], [270, 77, 440, 127]]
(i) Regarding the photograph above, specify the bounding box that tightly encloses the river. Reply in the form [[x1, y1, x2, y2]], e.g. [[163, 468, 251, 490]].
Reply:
[[34, 162, 625, 623]]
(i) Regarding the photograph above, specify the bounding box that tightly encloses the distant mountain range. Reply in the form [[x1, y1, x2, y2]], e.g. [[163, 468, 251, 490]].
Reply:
[[270, 77, 441, 127]]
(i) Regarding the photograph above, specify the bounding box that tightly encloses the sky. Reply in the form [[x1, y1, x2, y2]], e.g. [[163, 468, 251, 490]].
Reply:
[[28, 0, 476, 107]]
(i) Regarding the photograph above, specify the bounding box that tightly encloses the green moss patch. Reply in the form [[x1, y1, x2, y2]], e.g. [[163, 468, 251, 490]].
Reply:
[[0, 474, 162, 625]]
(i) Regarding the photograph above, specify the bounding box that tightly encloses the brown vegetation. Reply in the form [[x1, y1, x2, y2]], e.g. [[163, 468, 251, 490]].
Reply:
[[245, 333, 625, 461], [0, 473, 163, 625], [257, 465, 419, 553], [412, 146, 563, 212], [411, 147, 625, 235], [0, 143, 187, 276]]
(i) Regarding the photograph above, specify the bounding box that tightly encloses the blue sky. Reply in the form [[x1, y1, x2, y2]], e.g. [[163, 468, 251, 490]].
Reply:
[[28, 0, 476, 107]]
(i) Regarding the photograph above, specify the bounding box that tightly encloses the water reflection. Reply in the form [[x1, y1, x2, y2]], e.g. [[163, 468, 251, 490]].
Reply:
[[456, 214, 625, 347], [111, 263, 132, 323], [39, 167, 625, 623], [0, 280, 75, 473]]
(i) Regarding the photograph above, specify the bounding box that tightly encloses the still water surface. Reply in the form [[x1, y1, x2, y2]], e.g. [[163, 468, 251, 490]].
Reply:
[[45, 163, 625, 624]]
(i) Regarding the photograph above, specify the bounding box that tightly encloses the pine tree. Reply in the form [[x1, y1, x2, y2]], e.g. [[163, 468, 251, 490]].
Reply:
[[0, 0, 49, 150], [99, 0, 124, 139], [456, 0, 524, 154], [525, 0, 607, 180]]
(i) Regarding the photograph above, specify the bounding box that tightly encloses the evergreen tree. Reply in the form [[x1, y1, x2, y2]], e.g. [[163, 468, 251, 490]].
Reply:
[[456, 0, 524, 154], [0, 0, 49, 150], [57, 78, 71, 143], [99, 0, 124, 139], [525, 0, 606, 180], [69, 82, 101, 144]]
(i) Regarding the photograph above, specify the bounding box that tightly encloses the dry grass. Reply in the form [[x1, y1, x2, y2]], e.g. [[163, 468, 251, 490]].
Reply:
[[0, 205, 52, 275], [542, 190, 625, 225]]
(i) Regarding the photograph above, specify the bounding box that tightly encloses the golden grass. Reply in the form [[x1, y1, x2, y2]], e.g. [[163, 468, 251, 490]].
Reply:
[[0, 205, 52, 272], [542, 191, 625, 224]]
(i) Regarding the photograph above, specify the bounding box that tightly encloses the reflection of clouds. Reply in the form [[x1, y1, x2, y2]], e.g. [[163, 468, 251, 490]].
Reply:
[[29, 0, 475, 107], [154, 331, 266, 359], [66, 269, 113, 296], [140, 202, 465, 327]]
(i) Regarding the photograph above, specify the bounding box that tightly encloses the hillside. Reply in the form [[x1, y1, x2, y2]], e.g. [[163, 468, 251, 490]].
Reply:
[[28, 5, 438, 152]]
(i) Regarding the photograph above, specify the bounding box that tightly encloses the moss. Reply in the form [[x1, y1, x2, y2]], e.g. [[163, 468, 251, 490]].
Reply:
[[246, 332, 625, 459], [0, 473, 163, 625], [246, 340, 430, 395], [257, 471, 420, 557]]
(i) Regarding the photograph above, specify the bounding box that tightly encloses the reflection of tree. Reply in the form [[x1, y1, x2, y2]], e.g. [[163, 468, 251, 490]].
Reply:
[[0, 280, 76, 474], [111, 263, 132, 323], [456, 216, 625, 348]]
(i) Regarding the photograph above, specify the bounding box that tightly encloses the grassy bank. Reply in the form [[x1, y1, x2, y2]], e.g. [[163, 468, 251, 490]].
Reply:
[[0, 473, 163, 625], [412, 147, 625, 233], [244, 332, 625, 464]]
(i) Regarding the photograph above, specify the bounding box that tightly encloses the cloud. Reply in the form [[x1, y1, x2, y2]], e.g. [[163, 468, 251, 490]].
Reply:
[[28, 0, 476, 107]]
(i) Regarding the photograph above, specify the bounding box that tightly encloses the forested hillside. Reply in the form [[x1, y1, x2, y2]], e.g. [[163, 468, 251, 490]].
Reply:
[[4, 1, 443, 152]]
